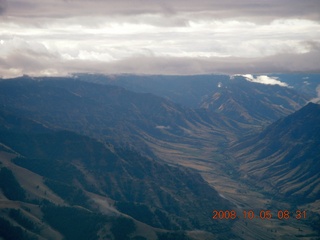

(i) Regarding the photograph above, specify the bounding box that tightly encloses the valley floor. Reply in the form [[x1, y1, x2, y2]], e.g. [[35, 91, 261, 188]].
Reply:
[[149, 140, 319, 240]]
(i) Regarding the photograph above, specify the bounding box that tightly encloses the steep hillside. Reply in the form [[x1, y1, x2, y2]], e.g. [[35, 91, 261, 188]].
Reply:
[[230, 102, 320, 203], [0, 110, 236, 239], [1, 75, 318, 239], [0, 76, 246, 183], [200, 76, 308, 124], [0, 77, 240, 150]]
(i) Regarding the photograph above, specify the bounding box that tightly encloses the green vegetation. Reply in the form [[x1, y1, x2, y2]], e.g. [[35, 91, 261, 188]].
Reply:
[[9, 209, 38, 232], [157, 231, 191, 240], [44, 179, 90, 207], [12, 156, 78, 184], [116, 202, 154, 225], [0, 216, 33, 240], [0, 167, 26, 201], [42, 204, 107, 240], [131, 237, 147, 240], [0, 144, 14, 153], [42, 204, 141, 240], [115, 201, 175, 230], [110, 217, 136, 240]]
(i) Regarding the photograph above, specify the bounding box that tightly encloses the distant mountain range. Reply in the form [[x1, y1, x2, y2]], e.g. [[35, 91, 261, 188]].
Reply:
[[0, 77, 240, 151], [75, 73, 311, 126], [74, 73, 319, 107]]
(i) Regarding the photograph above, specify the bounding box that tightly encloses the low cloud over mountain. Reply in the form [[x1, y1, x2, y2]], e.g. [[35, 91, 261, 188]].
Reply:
[[240, 74, 288, 87]]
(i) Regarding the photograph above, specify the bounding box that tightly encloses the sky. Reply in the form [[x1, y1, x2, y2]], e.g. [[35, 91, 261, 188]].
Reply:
[[0, 0, 320, 77]]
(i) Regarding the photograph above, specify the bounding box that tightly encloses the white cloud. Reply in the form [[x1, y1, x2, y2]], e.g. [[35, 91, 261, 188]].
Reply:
[[4, 0, 320, 22], [241, 74, 289, 87], [0, 1, 319, 77], [310, 85, 320, 103]]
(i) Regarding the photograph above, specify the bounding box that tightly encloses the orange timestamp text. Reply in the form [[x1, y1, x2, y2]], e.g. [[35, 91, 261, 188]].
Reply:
[[212, 210, 307, 220]]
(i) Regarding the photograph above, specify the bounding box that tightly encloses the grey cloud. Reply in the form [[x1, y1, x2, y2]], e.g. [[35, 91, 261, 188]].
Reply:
[[1, 48, 320, 78], [302, 40, 320, 51], [60, 48, 316, 75], [0, 0, 7, 14], [1, 0, 318, 78], [6, 0, 320, 22], [310, 85, 320, 103]]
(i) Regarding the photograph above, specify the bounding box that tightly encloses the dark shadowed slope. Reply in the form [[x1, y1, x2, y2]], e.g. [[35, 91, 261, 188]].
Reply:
[[230, 102, 320, 203], [0, 108, 237, 239]]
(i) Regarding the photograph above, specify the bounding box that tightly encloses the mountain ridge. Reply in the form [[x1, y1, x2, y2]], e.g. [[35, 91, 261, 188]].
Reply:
[[0, 108, 237, 239], [0, 75, 319, 239], [230, 102, 320, 203]]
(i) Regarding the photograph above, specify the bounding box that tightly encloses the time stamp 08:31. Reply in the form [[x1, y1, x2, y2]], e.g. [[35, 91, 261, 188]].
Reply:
[[212, 210, 307, 220]]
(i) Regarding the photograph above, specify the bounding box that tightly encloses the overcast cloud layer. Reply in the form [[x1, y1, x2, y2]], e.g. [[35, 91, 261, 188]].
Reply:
[[0, 0, 320, 77]]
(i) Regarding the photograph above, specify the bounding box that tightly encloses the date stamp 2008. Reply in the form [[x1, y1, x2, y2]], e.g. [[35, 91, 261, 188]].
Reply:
[[212, 210, 307, 220]]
